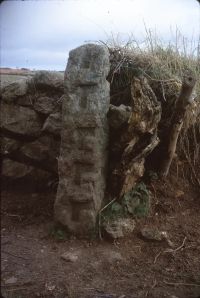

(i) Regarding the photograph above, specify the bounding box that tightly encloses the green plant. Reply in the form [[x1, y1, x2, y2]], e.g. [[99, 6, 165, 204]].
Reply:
[[50, 227, 67, 240], [101, 201, 125, 222], [122, 182, 150, 217], [101, 182, 150, 223]]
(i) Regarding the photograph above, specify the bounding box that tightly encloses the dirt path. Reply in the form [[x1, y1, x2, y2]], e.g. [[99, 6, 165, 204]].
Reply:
[[1, 176, 200, 298]]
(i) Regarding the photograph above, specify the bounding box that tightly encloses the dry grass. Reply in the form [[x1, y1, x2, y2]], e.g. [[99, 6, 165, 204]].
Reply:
[[105, 30, 200, 97], [103, 30, 200, 186]]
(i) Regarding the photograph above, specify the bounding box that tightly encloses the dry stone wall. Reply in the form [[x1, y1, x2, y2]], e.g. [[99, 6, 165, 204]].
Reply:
[[1, 71, 64, 191], [54, 44, 110, 236], [1, 44, 199, 239], [1, 44, 110, 236]]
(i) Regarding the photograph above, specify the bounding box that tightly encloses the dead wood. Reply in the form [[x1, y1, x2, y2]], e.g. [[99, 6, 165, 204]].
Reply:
[[160, 73, 196, 177]]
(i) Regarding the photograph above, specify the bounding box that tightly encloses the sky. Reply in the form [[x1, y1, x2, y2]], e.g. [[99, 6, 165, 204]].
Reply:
[[0, 0, 200, 70]]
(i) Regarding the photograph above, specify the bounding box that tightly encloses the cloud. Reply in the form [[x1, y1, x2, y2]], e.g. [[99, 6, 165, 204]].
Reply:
[[0, 0, 199, 69], [1, 48, 69, 70]]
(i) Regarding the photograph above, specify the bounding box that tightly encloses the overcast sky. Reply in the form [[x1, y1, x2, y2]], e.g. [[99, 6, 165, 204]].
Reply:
[[0, 0, 199, 70]]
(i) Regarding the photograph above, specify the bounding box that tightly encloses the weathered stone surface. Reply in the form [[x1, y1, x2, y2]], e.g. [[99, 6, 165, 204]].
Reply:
[[19, 136, 59, 173], [2, 159, 52, 183], [108, 104, 131, 129], [3, 158, 30, 179], [1, 71, 64, 190], [42, 112, 62, 136], [0, 103, 42, 137], [141, 227, 174, 247], [31, 71, 64, 92], [61, 252, 79, 262], [1, 137, 21, 156], [55, 44, 110, 236], [1, 79, 28, 103], [141, 227, 164, 241], [33, 96, 57, 115], [4, 277, 18, 285], [103, 218, 136, 239], [100, 250, 123, 263], [16, 94, 35, 107]]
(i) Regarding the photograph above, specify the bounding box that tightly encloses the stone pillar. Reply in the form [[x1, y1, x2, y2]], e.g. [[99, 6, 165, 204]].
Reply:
[[54, 44, 110, 236]]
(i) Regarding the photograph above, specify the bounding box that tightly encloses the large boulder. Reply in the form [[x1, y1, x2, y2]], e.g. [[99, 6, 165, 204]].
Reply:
[[55, 44, 110, 236], [19, 136, 60, 173], [2, 159, 53, 190], [1, 79, 29, 104], [0, 103, 43, 138], [31, 71, 64, 93], [33, 96, 58, 115], [108, 104, 131, 129]]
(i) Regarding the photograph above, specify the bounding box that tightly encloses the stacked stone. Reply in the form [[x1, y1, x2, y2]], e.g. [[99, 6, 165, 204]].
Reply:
[[0, 71, 64, 191], [55, 44, 110, 236]]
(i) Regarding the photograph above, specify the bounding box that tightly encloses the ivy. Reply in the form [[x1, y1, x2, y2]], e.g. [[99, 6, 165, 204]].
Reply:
[[102, 182, 150, 223]]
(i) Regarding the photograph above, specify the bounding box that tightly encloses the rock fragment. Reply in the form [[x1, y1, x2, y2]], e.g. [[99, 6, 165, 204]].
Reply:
[[61, 252, 79, 262], [141, 227, 174, 247], [42, 112, 62, 137], [4, 276, 18, 285], [103, 218, 136, 239]]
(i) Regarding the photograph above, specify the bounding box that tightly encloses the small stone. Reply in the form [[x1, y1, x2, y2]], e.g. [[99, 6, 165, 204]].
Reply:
[[104, 218, 136, 239], [102, 250, 123, 263], [4, 276, 18, 285], [61, 252, 78, 262], [141, 227, 174, 246], [1, 137, 21, 156], [45, 282, 56, 291], [42, 112, 62, 136], [141, 227, 164, 241]]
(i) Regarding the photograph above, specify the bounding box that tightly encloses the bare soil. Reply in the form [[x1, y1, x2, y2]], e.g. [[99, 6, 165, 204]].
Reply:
[[1, 167, 200, 298]]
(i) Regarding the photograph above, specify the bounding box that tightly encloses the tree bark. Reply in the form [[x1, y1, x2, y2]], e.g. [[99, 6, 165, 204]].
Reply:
[[160, 73, 196, 177]]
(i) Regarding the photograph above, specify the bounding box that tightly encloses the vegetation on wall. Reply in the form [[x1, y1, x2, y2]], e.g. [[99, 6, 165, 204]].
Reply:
[[100, 31, 200, 227]]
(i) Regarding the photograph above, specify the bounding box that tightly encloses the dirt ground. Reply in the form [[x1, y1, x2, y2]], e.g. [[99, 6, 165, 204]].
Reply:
[[1, 167, 200, 298]]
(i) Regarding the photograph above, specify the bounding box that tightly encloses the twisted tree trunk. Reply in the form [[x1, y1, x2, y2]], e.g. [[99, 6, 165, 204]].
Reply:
[[160, 73, 196, 177]]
